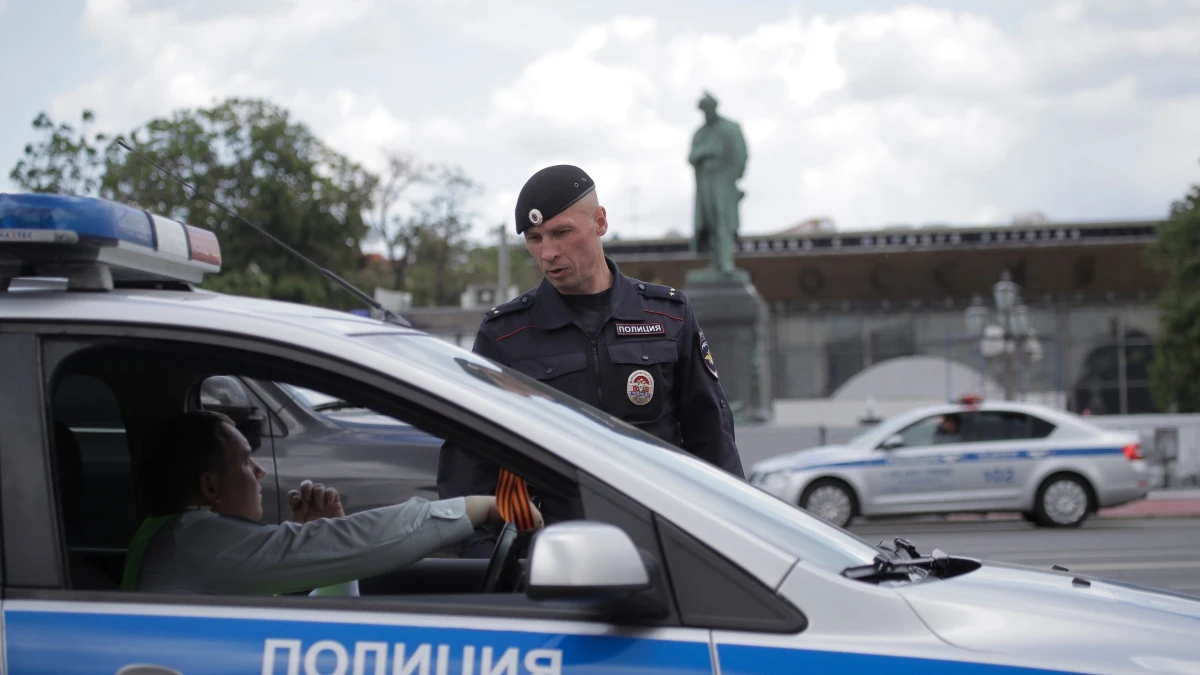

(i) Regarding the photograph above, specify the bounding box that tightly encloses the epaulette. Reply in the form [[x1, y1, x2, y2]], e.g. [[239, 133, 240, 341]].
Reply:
[[634, 280, 686, 304], [483, 292, 535, 322]]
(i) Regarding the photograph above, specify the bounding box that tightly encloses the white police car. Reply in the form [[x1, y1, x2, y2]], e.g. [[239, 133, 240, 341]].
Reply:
[[1, 192, 1197, 675], [749, 397, 1151, 529]]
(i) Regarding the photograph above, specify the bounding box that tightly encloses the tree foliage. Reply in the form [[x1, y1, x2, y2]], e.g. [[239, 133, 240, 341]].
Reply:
[[9, 99, 522, 312], [1145, 165, 1200, 412]]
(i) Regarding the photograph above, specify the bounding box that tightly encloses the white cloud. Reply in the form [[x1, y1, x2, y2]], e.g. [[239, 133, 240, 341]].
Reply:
[[483, 3, 1200, 236], [19, 0, 1200, 247]]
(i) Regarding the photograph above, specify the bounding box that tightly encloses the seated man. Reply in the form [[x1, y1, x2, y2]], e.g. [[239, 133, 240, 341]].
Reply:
[[123, 410, 541, 595], [932, 414, 962, 444]]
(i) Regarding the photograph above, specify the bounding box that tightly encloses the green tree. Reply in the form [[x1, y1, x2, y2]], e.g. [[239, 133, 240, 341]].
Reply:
[[1145, 165, 1200, 412], [10, 109, 108, 195], [403, 166, 478, 307], [100, 98, 377, 308], [366, 151, 428, 292]]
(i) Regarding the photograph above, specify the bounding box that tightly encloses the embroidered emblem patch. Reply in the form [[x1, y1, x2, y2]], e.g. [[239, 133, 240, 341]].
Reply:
[[699, 328, 718, 379], [615, 322, 665, 337], [627, 369, 655, 406]]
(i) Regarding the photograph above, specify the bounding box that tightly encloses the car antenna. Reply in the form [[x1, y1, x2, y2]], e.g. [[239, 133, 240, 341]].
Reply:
[[115, 139, 411, 328]]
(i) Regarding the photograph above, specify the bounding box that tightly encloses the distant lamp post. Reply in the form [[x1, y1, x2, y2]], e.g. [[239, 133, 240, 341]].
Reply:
[[965, 269, 1043, 400]]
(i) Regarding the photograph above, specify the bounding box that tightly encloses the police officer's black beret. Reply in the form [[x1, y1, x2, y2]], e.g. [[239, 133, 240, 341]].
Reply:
[[514, 165, 595, 235]]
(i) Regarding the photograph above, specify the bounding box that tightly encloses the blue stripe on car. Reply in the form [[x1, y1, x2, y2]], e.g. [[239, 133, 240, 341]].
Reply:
[[799, 447, 1124, 471]]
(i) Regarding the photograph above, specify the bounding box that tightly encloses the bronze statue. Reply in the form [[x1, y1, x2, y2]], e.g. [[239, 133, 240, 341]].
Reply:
[[688, 91, 748, 276]]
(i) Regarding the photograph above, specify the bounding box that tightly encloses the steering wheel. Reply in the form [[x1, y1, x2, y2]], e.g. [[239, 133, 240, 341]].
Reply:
[[479, 522, 521, 593]]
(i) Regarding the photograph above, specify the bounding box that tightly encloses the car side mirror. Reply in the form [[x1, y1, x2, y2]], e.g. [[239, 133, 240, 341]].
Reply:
[[880, 434, 904, 450], [199, 376, 265, 451], [526, 522, 666, 617]]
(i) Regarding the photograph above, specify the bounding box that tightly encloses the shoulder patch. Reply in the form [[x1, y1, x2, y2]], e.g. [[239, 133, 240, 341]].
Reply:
[[699, 327, 718, 380], [634, 281, 686, 304], [483, 293, 535, 322]]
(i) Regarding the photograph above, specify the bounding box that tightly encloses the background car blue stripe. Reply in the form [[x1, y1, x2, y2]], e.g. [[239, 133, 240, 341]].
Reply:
[[800, 447, 1124, 471]]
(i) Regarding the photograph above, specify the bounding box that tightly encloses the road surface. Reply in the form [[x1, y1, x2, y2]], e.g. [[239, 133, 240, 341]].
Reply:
[[849, 516, 1200, 598]]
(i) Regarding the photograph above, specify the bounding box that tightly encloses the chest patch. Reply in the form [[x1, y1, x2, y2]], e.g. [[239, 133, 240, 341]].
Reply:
[[615, 322, 665, 337], [627, 369, 655, 406]]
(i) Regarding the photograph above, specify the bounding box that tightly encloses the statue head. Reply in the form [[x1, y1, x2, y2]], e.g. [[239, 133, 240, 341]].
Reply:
[[698, 91, 719, 123]]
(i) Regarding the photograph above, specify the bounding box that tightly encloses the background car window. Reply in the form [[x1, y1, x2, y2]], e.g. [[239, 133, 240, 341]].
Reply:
[[50, 373, 138, 550], [282, 383, 340, 409], [967, 411, 1056, 442], [894, 415, 944, 447]]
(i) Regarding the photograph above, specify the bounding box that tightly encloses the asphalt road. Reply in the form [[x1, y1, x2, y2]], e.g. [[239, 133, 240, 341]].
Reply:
[[847, 516, 1200, 598]]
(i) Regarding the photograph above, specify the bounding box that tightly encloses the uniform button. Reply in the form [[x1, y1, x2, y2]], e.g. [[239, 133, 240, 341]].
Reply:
[[521, 296, 529, 304], [720, 399, 726, 408], [638, 283, 645, 290], [545, 367, 554, 375], [642, 355, 649, 361]]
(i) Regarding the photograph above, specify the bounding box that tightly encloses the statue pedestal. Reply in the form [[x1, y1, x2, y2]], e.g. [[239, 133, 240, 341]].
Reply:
[[682, 266, 772, 424]]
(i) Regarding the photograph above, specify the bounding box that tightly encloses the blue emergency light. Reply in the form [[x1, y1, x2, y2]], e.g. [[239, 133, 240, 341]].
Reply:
[[0, 192, 221, 288]]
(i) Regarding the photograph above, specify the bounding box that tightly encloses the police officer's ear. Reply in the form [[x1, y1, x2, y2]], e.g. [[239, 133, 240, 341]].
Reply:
[[594, 205, 608, 237]]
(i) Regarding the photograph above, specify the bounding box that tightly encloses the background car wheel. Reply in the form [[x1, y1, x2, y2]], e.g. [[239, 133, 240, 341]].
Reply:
[[1033, 473, 1093, 528], [800, 478, 858, 528]]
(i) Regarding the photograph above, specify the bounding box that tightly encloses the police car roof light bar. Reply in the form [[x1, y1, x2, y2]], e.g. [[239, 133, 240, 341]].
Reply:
[[114, 140, 411, 328], [0, 192, 222, 290]]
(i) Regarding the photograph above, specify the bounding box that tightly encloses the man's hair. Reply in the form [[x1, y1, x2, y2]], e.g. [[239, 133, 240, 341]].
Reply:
[[138, 410, 240, 516]]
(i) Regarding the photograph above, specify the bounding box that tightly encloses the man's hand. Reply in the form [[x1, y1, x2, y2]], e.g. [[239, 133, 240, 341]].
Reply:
[[288, 480, 345, 523], [464, 495, 544, 532]]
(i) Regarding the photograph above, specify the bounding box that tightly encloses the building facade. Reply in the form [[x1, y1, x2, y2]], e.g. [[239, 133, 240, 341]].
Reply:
[[403, 219, 1166, 420]]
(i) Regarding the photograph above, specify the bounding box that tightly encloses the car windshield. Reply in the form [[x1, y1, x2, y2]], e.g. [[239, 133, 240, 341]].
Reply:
[[356, 332, 880, 574]]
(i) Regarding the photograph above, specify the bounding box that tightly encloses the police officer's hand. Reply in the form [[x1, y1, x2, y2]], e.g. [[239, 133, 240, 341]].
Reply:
[[464, 496, 544, 532], [287, 480, 345, 523]]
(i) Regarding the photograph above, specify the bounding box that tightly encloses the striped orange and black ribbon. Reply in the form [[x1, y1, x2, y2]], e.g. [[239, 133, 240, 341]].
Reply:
[[495, 468, 536, 531]]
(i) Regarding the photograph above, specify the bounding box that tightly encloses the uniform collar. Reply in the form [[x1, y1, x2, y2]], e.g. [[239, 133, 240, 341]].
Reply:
[[531, 257, 645, 329]]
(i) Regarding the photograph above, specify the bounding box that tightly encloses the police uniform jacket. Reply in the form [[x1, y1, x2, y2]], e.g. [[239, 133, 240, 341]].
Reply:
[[437, 258, 743, 522]]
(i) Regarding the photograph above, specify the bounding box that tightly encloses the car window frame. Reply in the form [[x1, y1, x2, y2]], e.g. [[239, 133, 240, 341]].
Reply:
[[2, 321, 712, 628]]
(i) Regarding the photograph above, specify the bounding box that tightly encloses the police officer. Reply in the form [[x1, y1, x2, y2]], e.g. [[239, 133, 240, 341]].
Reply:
[[437, 165, 743, 554]]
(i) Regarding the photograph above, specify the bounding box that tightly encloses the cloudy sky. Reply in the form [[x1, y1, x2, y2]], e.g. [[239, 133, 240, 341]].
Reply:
[[3, 0, 1200, 247]]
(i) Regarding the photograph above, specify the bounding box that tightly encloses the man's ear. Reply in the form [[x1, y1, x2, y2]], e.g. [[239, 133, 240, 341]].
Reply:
[[595, 206, 608, 237], [198, 471, 222, 506]]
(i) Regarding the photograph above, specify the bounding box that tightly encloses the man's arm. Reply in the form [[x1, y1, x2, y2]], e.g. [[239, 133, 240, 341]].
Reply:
[[674, 302, 745, 478], [173, 496, 508, 596]]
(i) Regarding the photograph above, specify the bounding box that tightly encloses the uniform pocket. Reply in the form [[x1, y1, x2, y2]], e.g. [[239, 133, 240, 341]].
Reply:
[[511, 351, 589, 381], [606, 339, 678, 367]]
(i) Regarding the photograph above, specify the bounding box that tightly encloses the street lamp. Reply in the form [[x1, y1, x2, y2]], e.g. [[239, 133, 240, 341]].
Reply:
[[965, 269, 1043, 400]]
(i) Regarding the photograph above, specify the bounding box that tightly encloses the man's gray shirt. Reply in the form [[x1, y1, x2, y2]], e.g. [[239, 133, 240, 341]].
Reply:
[[137, 497, 475, 595]]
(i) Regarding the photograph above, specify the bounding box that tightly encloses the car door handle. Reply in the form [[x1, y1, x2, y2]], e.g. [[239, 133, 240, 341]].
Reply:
[[115, 665, 183, 675]]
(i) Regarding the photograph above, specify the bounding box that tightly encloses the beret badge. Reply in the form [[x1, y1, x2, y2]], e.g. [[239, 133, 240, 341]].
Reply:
[[528, 208, 543, 226]]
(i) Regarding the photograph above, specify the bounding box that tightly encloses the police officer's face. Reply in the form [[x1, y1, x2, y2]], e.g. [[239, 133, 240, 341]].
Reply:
[[524, 196, 609, 294]]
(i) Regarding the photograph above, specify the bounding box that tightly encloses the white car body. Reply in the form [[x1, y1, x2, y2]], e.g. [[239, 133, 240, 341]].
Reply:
[[749, 400, 1150, 527]]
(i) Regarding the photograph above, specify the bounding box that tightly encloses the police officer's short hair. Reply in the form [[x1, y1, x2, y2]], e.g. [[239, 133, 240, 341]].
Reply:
[[138, 410, 241, 516]]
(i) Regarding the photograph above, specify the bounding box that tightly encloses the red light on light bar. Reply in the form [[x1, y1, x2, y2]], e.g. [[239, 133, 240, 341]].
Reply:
[[186, 225, 221, 266], [1123, 443, 1143, 460]]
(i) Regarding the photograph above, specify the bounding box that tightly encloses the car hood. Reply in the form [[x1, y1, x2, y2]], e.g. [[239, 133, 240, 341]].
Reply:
[[751, 445, 864, 474], [897, 561, 1200, 667]]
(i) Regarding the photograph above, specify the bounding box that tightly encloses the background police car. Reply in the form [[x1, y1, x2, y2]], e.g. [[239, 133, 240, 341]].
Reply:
[[2, 193, 1197, 675], [750, 397, 1150, 528]]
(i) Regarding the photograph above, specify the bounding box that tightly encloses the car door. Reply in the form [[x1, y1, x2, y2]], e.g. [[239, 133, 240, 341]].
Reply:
[[2, 326, 720, 675], [954, 410, 1049, 508], [863, 412, 974, 513]]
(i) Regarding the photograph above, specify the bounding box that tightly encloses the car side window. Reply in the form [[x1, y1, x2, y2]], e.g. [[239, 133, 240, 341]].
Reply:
[[967, 411, 1054, 442], [892, 415, 945, 448]]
